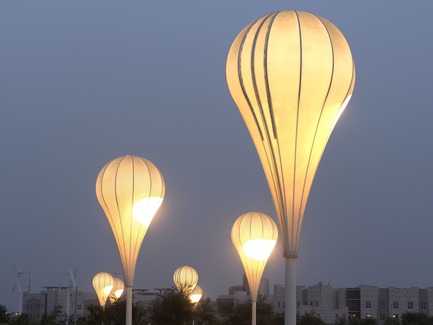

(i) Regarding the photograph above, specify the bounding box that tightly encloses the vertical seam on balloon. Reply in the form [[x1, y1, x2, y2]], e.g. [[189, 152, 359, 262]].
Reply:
[[130, 155, 136, 283], [275, 11, 290, 255], [264, 13, 279, 139], [98, 164, 111, 233], [297, 17, 335, 249], [251, 14, 273, 141], [312, 29, 356, 191], [237, 19, 265, 141], [261, 13, 290, 253], [261, 11, 289, 256], [292, 10, 302, 252], [115, 156, 127, 282], [131, 156, 141, 284]]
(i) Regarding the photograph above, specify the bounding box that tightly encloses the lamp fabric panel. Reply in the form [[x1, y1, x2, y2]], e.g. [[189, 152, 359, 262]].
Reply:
[[231, 211, 278, 302], [96, 155, 165, 287], [173, 265, 199, 292], [111, 277, 125, 300], [92, 272, 114, 307], [226, 10, 355, 258]]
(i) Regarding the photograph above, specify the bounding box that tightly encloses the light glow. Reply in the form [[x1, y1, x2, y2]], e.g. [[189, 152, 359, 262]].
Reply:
[[133, 197, 163, 226], [189, 284, 203, 304], [231, 212, 278, 305], [103, 285, 114, 295], [243, 239, 277, 260], [92, 272, 114, 307], [110, 277, 124, 300]]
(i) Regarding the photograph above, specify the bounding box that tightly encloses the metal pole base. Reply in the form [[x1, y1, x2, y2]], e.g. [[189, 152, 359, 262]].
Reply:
[[285, 257, 297, 325]]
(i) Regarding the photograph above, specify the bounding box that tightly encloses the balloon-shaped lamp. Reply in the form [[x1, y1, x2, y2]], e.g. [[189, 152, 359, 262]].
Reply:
[[92, 272, 114, 307], [226, 10, 355, 325], [232, 212, 278, 325], [173, 265, 199, 292], [96, 155, 165, 325], [110, 277, 125, 301], [189, 284, 203, 304]]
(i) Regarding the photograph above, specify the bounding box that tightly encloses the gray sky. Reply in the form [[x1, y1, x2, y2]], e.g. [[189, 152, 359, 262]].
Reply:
[[1, 0, 433, 313]]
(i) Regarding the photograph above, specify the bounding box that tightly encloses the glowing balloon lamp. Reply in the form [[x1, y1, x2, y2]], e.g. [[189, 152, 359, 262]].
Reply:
[[226, 10, 355, 325], [92, 272, 114, 307], [110, 277, 125, 301], [96, 155, 165, 325], [189, 284, 203, 304], [231, 212, 278, 325], [173, 265, 199, 292]]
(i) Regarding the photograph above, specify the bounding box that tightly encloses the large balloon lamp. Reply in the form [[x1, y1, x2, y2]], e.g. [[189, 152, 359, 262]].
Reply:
[[110, 277, 125, 301], [231, 212, 278, 325], [189, 284, 203, 304], [173, 265, 199, 292], [96, 155, 165, 325], [92, 272, 114, 307], [226, 10, 355, 325]]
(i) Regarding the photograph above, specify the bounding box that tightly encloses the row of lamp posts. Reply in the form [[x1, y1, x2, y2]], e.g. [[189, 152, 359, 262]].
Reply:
[[92, 265, 202, 307], [93, 8, 355, 325]]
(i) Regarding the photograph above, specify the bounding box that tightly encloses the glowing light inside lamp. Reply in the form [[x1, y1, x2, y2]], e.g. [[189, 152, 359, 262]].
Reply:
[[243, 239, 277, 261], [190, 293, 202, 304], [114, 289, 123, 298], [189, 284, 203, 304], [132, 197, 163, 226], [103, 285, 114, 295]]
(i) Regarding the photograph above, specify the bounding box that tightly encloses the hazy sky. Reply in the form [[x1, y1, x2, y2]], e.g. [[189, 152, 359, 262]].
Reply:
[[1, 0, 433, 313]]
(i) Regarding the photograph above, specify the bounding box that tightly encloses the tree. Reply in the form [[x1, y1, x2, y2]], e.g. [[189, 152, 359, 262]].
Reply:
[[146, 289, 194, 325], [192, 297, 218, 325], [383, 317, 400, 325], [40, 305, 67, 325], [10, 314, 38, 325], [297, 313, 327, 325], [84, 298, 146, 325], [218, 300, 250, 325], [0, 305, 9, 324], [401, 312, 433, 325], [359, 318, 378, 325], [218, 296, 274, 325]]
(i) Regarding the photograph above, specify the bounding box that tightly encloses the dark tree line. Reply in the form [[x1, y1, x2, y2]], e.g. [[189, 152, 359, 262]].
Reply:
[[4, 296, 433, 325]]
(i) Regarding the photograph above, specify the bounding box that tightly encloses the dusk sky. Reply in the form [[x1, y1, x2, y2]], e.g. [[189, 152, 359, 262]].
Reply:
[[1, 1, 433, 313]]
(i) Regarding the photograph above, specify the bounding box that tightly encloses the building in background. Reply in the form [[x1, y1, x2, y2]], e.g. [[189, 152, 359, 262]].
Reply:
[[19, 279, 433, 324], [22, 287, 98, 322], [274, 283, 433, 325], [216, 275, 271, 313]]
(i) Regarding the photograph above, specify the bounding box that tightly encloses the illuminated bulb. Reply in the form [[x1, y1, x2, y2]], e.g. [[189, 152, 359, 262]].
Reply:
[[92, 272, 114, 307], [243, 239, 277, 260], [103, 285, 114, 295], [114, 289, 123, 298], [189, 284, 203, 304], [133, 197, 164, 226]]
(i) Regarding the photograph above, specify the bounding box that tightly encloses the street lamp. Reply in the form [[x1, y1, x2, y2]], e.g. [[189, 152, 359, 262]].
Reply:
[[110, 277, 125, 302], [173, 265, 199, 292], [226, 10, 355, 325], [92, 272, 114, 307], [96, 155, 165, 325], [190, 284, 203, 325], [189, 284, 203, 304], [231, 211, 278, 325]]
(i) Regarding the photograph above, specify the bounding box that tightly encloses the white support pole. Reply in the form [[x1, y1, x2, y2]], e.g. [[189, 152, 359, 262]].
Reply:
[[252, 300, 257, 325], [126, 286, 132, 325], [66, 287, 70, 325], [285, 257, 297, 325]]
